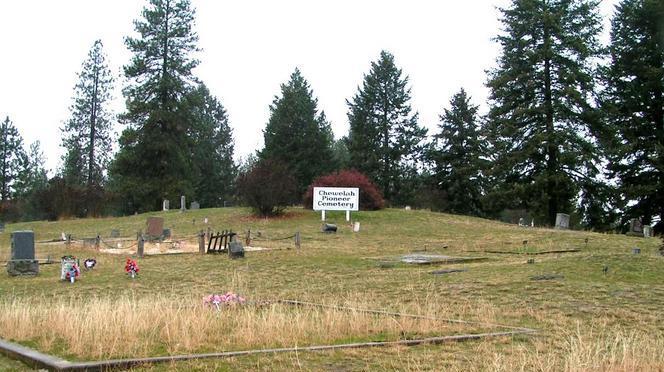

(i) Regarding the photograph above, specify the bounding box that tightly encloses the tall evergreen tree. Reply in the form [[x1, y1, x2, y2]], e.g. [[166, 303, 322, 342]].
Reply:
[[61, 40, 114, 196], [260, 68, 335, 194], [601, 0, 664, 231], [0, 116, 27, 201], [347, 51, 426, 204], [428, 89, 486, 216], [110, 0, 199, 213], [484, 0, 603, 225], [184, 84, 236, 207]]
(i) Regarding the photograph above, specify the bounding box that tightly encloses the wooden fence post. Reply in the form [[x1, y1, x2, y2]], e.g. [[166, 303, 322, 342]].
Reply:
[[198, 230, 206, 254], [137, 234, 144, 258]]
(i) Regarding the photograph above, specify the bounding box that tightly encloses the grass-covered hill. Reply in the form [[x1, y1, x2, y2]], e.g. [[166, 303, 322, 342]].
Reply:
[[0, 208, 662, 371]]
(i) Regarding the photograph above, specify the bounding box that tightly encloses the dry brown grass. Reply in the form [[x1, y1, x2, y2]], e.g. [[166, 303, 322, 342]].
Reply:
[[0, 294, 497, 361]]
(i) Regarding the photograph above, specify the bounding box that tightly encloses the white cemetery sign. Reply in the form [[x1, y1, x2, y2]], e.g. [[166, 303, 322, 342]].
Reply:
[[313, 187, 359, 221]]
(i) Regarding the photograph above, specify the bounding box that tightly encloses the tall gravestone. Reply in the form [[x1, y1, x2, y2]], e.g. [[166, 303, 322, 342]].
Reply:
[[162, 199, 169, 211], [555, 213, 570, 229], [180, 196, 186, 212], [7, 231, 39, 276]]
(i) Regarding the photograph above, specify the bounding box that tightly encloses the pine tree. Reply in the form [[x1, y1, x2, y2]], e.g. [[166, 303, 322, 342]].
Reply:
[[111, 0, 199, 213], [0, 116, 27, 201], [484, 0, 603, 225], [184, 84, 236, 207], [347, 51, 426, 204], [428, 89, 486, 216], [260, 68, 335, 195], [61, 40, 114, 201], [601, 0, 664, 231]]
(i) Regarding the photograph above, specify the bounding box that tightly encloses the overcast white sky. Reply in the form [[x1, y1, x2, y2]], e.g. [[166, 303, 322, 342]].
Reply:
[[0, 0, 618, 174]]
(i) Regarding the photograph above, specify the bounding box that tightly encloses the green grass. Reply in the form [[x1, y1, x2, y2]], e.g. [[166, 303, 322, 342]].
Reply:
[[0, 207, 662, 371]]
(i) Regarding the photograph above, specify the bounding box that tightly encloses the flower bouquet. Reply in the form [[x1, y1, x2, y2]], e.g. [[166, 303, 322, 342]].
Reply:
[[125, 258, 139, 278], [203, 292, 246, 311], [61, 255, 80, 283]]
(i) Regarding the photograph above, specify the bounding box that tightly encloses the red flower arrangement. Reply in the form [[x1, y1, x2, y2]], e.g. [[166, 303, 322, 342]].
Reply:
[[125, 258, 139, 278]]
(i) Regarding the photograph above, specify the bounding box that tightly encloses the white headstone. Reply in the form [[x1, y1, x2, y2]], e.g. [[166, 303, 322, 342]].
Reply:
[[162, 199, 169, 211], [180, 195, 186, 211]]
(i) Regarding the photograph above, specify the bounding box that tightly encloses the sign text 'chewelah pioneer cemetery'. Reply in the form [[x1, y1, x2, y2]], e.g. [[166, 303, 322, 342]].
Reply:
[[313, 187, 359, 221], [313, 187, 359, 211]]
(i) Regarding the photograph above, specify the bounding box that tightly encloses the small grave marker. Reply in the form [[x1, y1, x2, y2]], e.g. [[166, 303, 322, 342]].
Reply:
[[555, 213, 570, 229], [322, 224, 337, 233], [162, 199, 169, 211], [190, 201, 200, 210], [229, 241, 244, 258], [632, 247, 641, 254], [643, 225, 652, 238]]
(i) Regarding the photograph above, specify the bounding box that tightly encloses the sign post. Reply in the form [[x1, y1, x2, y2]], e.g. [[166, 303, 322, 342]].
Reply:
[[313, 187, 359, 222]]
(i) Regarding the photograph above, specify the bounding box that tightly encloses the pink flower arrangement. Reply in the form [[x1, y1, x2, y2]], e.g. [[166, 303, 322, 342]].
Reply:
[[203, 292, 246, 310]]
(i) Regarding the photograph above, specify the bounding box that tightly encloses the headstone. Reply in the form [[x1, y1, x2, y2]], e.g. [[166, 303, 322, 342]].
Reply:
[[110, 229, 120, 238], [180, 195, 186, 212], [11, 231, 35, 260], [61, 232, 67, 241], [404, 206, 412, 211], [555, 213, 570, 229], [190, 201, 200, 210], [626, 218, 643, 236], [229, 241, 244, 258], [162, 228, 171, 239], [322, 224, 337, 233], [353, 222, 361, 232], [632, 247, 641, 254], [146, 217, 164, 238], [60, 256, 79, 281], [643, 225, 652, 238], [7, 231, 39, 276], [518, 217, 526, 226], [162, 199, 169, 211]]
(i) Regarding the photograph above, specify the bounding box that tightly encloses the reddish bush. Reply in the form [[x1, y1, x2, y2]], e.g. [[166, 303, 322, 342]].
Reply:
[[303, 169, 384, 210], [237, 159, 297, 216]]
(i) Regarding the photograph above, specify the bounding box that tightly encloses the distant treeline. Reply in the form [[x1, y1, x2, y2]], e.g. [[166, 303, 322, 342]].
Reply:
[[0, 0, 662, 234]]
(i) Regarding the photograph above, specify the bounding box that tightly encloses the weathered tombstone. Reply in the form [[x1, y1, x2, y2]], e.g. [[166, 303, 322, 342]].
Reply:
[[229, 241, 244, 258], [627, 218, 643, 236], [137, 235, 145, 258], [632, 247, 641, 254], [518, 217, 526, 226], [146, 217, 164, 239], [162, 199, 170, 211], [180, 195, 186, 212], [643, 225, 652, 238], [190, 201, 200, 210], [555, 213, 570, 229], [110, 229, 120, 238], [7, 231, 39, 276], [162, 228, 171, 239]]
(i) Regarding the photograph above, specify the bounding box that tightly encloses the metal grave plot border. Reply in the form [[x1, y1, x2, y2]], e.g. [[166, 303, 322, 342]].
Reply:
[[0, 299, 537, 371]]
